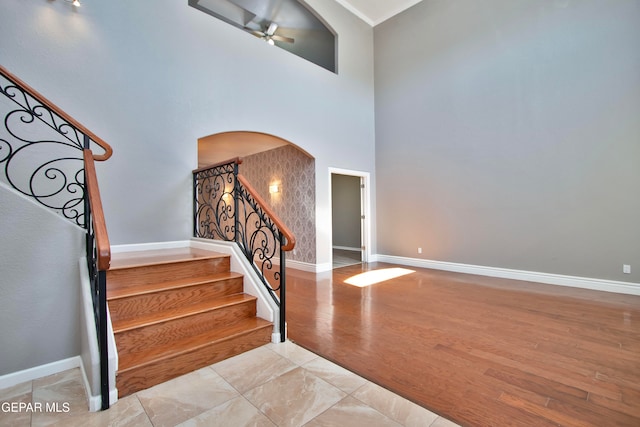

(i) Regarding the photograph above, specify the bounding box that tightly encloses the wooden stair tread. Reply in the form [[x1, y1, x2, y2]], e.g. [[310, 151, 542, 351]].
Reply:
[[117, 317, 272, 372], [107, 271, 243, 300], [110, 247, 226, 270], [115, 326, 272, 396], [112, 293, 256, 333], [108, 247, 274, 396]]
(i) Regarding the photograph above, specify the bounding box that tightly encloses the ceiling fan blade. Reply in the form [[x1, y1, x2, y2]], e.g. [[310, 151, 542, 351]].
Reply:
[[266, 22, 278, 36], [245, 28, 266, 38], [271, 34, 294, 44]]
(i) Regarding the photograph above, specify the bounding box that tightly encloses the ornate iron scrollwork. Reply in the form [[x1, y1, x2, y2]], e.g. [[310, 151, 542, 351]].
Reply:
[[193, 162, 237, 241], [1, 73, 88, 227], [1, 66, 111, 409], [193, 160, 287, 327], [235, 183, 284, 298]]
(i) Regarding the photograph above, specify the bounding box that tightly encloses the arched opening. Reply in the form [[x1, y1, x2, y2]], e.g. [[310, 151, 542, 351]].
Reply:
[[197, 131, 316, 265], [189, 0, 337, 73]]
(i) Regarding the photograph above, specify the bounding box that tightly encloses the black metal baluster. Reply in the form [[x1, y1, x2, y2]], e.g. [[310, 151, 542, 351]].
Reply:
[[279, 232, 286, 342], [193, 160, 290, 342], [2, 70, 110, 410]]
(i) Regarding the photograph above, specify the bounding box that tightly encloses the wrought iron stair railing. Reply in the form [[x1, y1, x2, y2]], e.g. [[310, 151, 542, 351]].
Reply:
[[0, 65, 113, 410], [193, 158, 296, 341]]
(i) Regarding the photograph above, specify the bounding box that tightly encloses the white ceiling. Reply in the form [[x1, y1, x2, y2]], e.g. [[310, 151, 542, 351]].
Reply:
[[334, 0, 424, 26]]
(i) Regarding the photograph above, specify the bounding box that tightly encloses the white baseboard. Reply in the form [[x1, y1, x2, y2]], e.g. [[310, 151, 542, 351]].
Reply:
[[315, 262, 334, 273], [85, 388, 119, 412], [286, 259, 322, 272], [333, 246, 361, 252], [376, 254, 640, 296], [79, 361, 119, 412], [110, 242, 639, 295], [0, 356, 81, 390]]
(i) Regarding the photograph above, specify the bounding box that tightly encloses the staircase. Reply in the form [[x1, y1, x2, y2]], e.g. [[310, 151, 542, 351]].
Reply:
[[107, 247, 273, 396]]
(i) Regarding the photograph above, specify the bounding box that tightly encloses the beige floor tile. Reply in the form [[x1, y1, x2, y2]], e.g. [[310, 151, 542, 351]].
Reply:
[[212, 345, 297, 393], [244, 367, 346, 427], [45, 394, 152, 427], [301, 357, 367, 394], [353, 382, 439, 427], [304, 396, 403, 427], [31, 368, 89, 427], [0, 383, 32, 427], [0, 380, 32, 400], [267, 341, 319, 366], [2, 345, 460, 427], [31, 369, 81, 390], [176, 395, 276, 427], [136, 367, 238, 427], [429, 417, 461, 427]]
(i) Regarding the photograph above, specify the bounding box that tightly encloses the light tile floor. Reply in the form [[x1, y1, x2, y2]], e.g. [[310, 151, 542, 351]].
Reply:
[[0, 341, 460, 427]]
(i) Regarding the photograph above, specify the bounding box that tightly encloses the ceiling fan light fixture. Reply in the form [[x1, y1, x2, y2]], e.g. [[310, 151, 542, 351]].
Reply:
[[72, 0, 81, 6], [267, 38, 275, 46]]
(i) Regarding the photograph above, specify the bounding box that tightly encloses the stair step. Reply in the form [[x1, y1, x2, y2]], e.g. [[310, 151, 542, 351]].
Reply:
[[108, 271, 243, 300], [108, 248, 230, 290], [112, 293, 255, 332], [110, 247, 225, 269], [116, 318, 272, 396], [118, 314, 269, 370], [108, 272, 244, 324], [114, 294, 258, 360], [107, 246, 274, 397]]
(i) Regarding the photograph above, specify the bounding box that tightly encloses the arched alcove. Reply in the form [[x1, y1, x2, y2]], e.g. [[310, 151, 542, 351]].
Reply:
[[198, 131, 316, 264], [189, 0, 337, 73]]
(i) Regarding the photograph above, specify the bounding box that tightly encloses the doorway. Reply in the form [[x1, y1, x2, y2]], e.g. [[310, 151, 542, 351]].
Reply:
[[330, 169, 370, 269]]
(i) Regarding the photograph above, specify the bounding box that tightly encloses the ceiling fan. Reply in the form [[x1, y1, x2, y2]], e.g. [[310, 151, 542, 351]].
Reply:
[[246, 22, 294, 45]]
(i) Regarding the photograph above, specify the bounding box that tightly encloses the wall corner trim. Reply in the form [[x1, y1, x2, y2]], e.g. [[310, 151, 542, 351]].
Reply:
[[375, 254, 640, 296]]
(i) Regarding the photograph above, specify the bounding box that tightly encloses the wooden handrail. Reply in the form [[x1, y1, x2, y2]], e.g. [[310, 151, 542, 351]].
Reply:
[[237, 174, 296, 252], [192, 157, 243, 174], [84, 150, 111, 271], [0, 65, 113, 161]]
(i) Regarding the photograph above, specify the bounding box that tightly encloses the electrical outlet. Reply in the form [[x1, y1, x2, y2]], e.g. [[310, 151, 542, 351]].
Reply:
[[418, 247, 422, 254], [623, 264, 631, 274]]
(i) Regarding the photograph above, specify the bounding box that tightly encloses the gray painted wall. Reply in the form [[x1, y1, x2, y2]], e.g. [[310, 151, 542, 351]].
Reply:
[[374, 0, 640, 283], [0, 185, 83, 375], [0, 0, 374, 374], [0, 0, 375, 267], [332, 174, 361, 249]]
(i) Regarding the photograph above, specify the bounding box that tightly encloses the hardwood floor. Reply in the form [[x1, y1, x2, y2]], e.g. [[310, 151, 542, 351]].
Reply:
[[285, 262, 640, 427]]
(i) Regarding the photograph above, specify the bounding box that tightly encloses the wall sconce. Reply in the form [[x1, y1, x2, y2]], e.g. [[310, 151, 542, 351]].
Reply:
[[269, 183, 280, 194]]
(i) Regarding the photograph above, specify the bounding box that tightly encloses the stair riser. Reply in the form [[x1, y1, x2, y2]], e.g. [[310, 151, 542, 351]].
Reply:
[[108, 256, 231, 290], [108, 277, 244, 323], [116, 326, 272, 397], [116, 300, 257, 367]]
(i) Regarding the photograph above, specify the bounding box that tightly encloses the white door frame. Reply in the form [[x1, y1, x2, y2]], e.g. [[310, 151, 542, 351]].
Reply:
[[329, 167, 371, 264]]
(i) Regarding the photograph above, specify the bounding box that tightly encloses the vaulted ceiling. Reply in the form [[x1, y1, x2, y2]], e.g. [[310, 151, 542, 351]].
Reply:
[[336, 0, 424, 26]]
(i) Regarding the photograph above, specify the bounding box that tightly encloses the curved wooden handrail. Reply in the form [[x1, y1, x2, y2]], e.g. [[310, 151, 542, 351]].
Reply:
[[192, 157, 243, 174], [84, 150, 111, 270], [0, 65, 113, 161], [237, 174, 296, 252]]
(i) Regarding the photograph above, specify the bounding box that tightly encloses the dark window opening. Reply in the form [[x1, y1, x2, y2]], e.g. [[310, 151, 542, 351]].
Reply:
[[189, 0, 337, 73]]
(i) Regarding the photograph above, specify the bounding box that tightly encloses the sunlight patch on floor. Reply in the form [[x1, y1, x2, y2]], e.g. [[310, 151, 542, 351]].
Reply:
[[344, 268, 415, 287]]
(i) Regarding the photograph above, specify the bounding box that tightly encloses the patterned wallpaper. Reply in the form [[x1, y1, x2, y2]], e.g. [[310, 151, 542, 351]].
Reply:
[[240, 145, 316, 264]]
